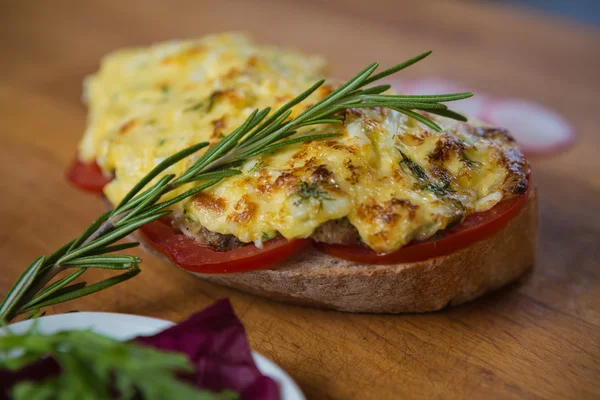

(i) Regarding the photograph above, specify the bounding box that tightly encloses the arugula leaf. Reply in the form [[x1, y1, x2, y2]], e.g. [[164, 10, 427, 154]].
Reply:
[[0, 329, 239, 400]]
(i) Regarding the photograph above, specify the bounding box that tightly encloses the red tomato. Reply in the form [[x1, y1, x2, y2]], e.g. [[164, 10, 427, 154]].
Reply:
[[67, 158, 530, 267], [138, 219, 311, 274], [66, 159, 111, 194], [314, 190, 529, 265], [66, 159, 309, 273]]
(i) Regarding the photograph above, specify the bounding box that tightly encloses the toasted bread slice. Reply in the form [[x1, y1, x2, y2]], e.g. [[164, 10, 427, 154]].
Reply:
[[135, 188, 537, 313]]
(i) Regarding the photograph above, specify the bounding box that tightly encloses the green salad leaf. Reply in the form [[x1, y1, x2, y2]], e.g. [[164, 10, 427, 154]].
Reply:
[[0, 327, 239, 400]]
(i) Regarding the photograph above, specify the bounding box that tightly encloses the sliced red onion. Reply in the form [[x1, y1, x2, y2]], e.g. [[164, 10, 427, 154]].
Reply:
[[483, 99, 575, 156], [390, 78, 575, 156]]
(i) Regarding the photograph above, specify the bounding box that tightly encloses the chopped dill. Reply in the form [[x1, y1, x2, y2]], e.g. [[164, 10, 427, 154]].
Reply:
[[446, 214, 463, 230], [431, 214, 464, 248], [398, 148, 455, 196], [457, 139, 482, 168], [422, 179, 454, 196], [207, 92, 218, 112], [461, 152, 482, 168], [183, 101, 204, 113], [294, 181, 332, 209], [261, 231, 275, 241], [398, 149, 429, 182], [431, 231, 444, 249], [183, 207, 194, 223], [249, 160, 268, 173], [160, 85, 170, 94], [157, 139, 166, 147]]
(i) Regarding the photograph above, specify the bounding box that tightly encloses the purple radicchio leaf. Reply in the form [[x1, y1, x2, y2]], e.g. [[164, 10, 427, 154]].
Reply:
[[135, 299, 280, 400]]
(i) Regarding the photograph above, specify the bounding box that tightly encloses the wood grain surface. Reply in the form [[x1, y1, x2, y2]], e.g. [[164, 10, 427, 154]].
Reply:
[[1, 0, 599, 398]]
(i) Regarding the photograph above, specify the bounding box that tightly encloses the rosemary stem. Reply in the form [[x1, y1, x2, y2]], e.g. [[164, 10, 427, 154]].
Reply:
[[82, 221, 115, 246], [198, 155, 234, 174], [0, 52, 473, 322], [7, 264, 66, 321]]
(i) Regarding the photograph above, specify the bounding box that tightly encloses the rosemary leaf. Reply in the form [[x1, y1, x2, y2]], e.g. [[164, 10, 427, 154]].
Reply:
[[113, 142, 209, 213], [363, 92, 472, 103], [296, 62, 379, 123], [62, 255, 141, 265], [115, 174, 175, 226], [352, 84, 391, 96], [143, 179, 224, 214], [0, 256, 45, 321], [57, 211, 171, 264], [239, 109, 293, 150], [392, 108, 442, 132], [244, 133, 341, 158], [362, 50, 432, 85], [44, 240, 75, 269], [241, 80, 324, 145], [20, 266, 140, 314], [83, 242, 140, 256], [346, 101, 448, 110], [426, 108, 468, 122], [295, 118, 343, 127], [21, 269, 86, 310], [180, 169, 242, 184], [67, 211, 111, 252], [63, 263, 136, 270]]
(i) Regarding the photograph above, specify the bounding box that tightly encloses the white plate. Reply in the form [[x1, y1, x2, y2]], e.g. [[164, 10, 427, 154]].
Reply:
[[5, 312, 305, 400]]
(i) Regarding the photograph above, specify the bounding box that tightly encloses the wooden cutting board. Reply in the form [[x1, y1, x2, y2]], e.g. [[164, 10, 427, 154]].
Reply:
[[1, 0, 599, 398]]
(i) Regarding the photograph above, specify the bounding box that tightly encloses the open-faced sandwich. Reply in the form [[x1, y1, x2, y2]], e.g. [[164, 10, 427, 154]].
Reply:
[[68, 33, 537, 313]]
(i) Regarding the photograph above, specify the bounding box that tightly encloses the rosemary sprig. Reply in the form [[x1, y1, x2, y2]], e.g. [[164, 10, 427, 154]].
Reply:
[[0, 51, 472, 322]]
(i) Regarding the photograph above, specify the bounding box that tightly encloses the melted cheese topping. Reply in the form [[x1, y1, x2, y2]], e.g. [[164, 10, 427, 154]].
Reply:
[[81, 33, 528, 253]]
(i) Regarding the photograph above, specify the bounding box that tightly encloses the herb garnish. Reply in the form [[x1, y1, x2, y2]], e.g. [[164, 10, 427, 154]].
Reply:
[[0, 51, 472, 322], [249, 160, 268, 173], [295, 181, 333, 209], [398, 149, 429, 182], [0, 327, 237, 400], [183, 207, 194, 223], [430, 212, 464, 248], [206, 92, 219, 112], [183, 101, 204, 113], [261, 231, 275, 241], [461, 152, 482, 168], [397, 149, 455, 196]]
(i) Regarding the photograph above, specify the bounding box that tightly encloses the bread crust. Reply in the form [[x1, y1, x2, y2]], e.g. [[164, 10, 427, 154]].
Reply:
[[135, 188, 538, 313]]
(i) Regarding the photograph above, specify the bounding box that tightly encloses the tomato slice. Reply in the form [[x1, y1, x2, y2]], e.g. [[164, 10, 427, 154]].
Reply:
[[138, 219, 311, 274], [66, 159, 112, 194], [67, 158, 530, 267], [67, 159, 308, 273], [314, 190, 529, 265]]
